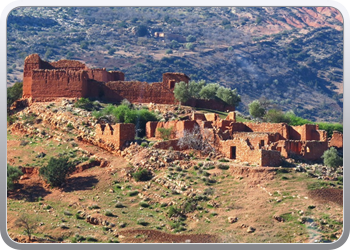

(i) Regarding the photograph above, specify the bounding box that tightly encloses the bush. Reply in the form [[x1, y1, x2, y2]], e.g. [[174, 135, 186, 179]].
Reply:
[[132, 169, 152, 182], [217, 164, 229, 170], [218, 158, 229, 162], [39, 157, 75, 187], [167, 206, 180, 217], [127, 190, 139, 197], [7, 165, 22, 191], [157, 127, 173, 140], [322, 147, 343, 168], [92, 104, 158, 137], [74, 98, 100, 111]]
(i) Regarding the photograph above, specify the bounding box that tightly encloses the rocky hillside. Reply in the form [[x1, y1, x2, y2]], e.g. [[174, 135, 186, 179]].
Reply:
[[6, 7, 343, 122]]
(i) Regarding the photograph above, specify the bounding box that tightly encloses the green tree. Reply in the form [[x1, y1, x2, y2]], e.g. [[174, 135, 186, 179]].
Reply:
[[7, 81, 23, 107], [264, 109, 291, 123], [188, 80, 206, 99], [322, 147, 343, 168], [39, 157, 75, 187], [248, 100, 266, 119], [7, 165, 22, 191], [186, 35, 196, 42], [216, 86, 241, 107], [199, 83, 219, 100], [185, 43, 195, 51], [174, 81, 190, 104], [135, 25, 148, 37]]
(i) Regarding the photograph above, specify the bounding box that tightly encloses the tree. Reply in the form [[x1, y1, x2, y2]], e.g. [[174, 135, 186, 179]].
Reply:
[[174, 81, 190, 104], [39, 157, 75, 187], [7, 81, 23, 108], [15, 214, 38, 241], [199, 83, 219, 100], [264, 109, 291, 123], [322, 147, 343, 169], [248, 100, 266, 119], [185, 43, 195, 51], [216, 86, 241, 107], [135, 25, 148, 37], [186, 35, 196, 42], [7, 164, 22, 191], [188, 80, 206, 99]]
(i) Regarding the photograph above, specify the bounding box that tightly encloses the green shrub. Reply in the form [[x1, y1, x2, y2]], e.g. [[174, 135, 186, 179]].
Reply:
[[167, 206, 180, 217], [137, 219, 149, 226], [140, 142, 148, 148], [217, 164, 229, 170], [218, 158, 229, 162], [92, 104, 158, 137], [7, 165, 22, 191], [127, 190, 139, 197], [74, 98, 100, 111], [7, 81, 23, 107], [322, 147, 343, 168], [139, 202, 150, 208], [132, 169, 152, 182], [39, 157, 75, 187], [157, 127, 173, 140]]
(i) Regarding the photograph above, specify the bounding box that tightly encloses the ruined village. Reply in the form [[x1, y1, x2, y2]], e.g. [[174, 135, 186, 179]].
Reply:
[[6, 54, 343, 243]]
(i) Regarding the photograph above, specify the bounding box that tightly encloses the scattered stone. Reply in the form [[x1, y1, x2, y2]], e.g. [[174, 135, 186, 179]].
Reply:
[[247, 226, 256, 233], [228, 217, 238, 223], [273, 216, 285, 222]]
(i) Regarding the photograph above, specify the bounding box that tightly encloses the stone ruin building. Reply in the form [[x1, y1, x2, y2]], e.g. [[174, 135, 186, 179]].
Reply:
[[21, 54, 342, 166], [22, 54, 234, 111], [146, 112, 342, 167]]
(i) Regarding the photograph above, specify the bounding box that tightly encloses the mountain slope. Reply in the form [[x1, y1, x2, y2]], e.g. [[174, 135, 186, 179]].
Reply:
[[6, 7, 343, 122]]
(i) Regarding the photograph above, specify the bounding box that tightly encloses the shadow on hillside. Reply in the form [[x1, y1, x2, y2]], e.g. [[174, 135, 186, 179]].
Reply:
[[63, 176, 99, 192], [8, 183, 52, 202]]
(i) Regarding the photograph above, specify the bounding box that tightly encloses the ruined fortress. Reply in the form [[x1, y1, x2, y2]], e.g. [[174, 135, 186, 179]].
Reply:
[[23, 54, 234, 111], [22, 54, 342, 167]]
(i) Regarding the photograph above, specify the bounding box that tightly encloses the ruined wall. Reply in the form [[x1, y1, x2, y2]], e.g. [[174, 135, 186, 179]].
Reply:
[[162, 73, 190, 89], [289, 124, 327, 141], [153, 139, 186, 151], [225, 112, 236, 121], [191, 113, 207, 121], [146, 121, 159, 138], [219, 139, 263, 166], [244, 122, 289, 140], [95, 123, 135, 150], [230, 132, 278, 149], [271, 140, 328, 161], [260, 150, 281, 167], [151, 120, 199, 139], [329, 131, 343, 148], [102, 81, 176, 104], [30, 70, 88, 99], [87, 69, 124, 82]]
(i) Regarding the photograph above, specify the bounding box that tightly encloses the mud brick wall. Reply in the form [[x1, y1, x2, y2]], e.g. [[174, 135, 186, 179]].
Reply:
[[303, 141, 329, 161], [329, 131, 343, 148], [30, 70, 88, 99], [290, 124, 327, 141], [50, 59, 86, 71], [153, 139, 187, 151], [231, 132, 273, 149], [260, 150, 281, 167], [204, 113, 220, 121], [219, 139, 262, 166], [225, 111, 236, 121], [191, 113, 207, 121], [103, 81, 176, 104], [146, 121, 159, 138], [216, 120, 233, 132], [244, 122, 290, 140], [87, 69, 124, 82], [154, 121, 179, 139], [152, 120, 199, 139], [95, 123, 135, 149], [231, 122, 251, 132], [162, 72, 190, 89], [115, 123, 135, 149]]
